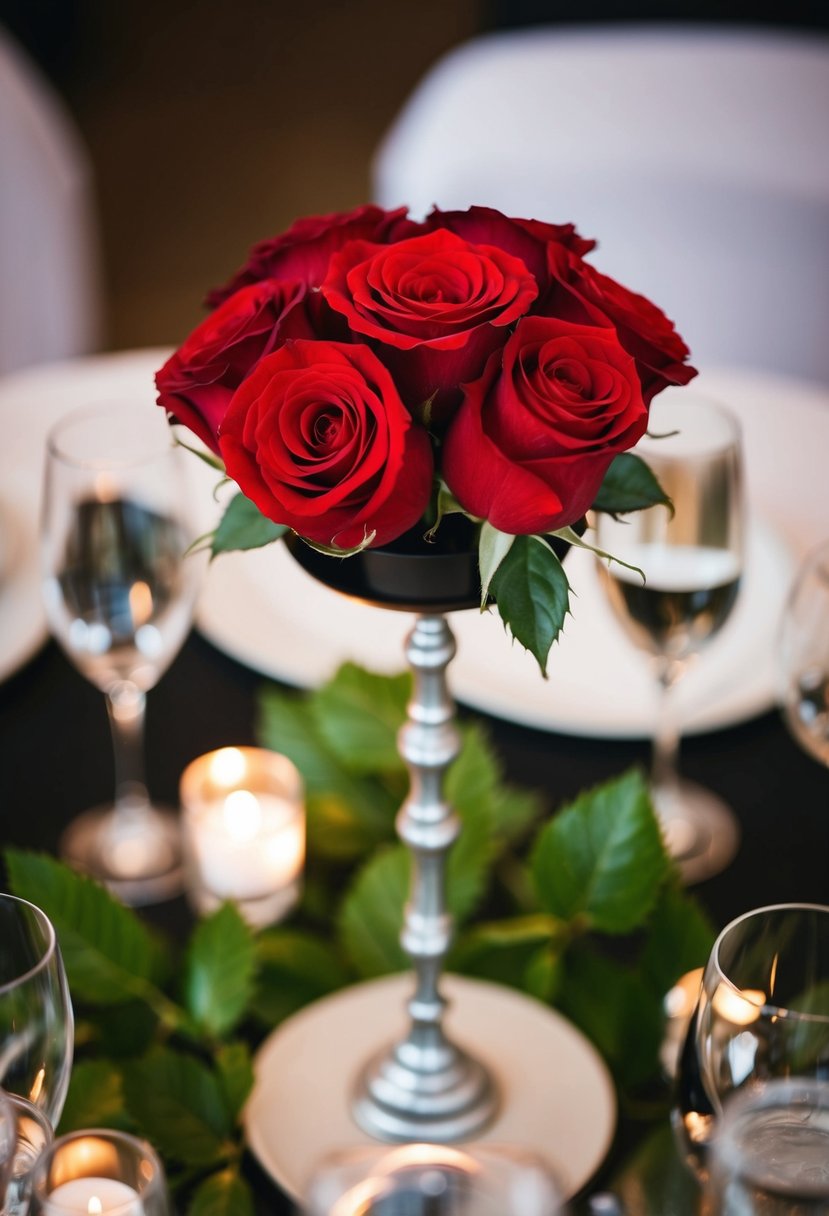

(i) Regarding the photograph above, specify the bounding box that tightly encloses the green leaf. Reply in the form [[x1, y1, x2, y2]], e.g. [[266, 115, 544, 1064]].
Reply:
[[489, 782, 545, 846], [183, 903, 257, 1039], [445, 726, 498, 922], [477, 522, 515, 604], [557, 944, 664, 1087], [5, 850, 167, 1005], [311, 662, 410, 774], [591, 452, 672, 516], [215, 1042, 254, 1123], [188, 1168, 254, 1216], [251, 928, 348, 1025], [172, 431, 226, 473], [210, 492, 287, 556], [257, 685, 399, 859], [123, 1048, 231, 1167], [640, 883, 716, 998], [339, 846, 409, 978], [490, 536, 571, 677], [531, 769, 667, 933], [89, 1000, 158, 1058], [451, 915, 559, 991], [58, 1060, 129, 1133]]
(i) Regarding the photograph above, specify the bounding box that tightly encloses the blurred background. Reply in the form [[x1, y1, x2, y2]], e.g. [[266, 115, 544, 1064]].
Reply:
[[1, 0, 827, 355]]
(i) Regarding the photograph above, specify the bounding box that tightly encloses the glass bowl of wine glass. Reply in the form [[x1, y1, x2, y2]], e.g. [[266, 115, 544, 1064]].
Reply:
[[0, 894, 73, 1127], [594, 389, 744, 883], [673, 902, 829, 1183], [40, 403, 204, 904]]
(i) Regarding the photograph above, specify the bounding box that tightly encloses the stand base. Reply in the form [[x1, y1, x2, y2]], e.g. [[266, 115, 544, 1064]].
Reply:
[[60, 803, 183, 905], [353, 1036, 499, 1144], [244, 973, 616, 1202], [658, 779, 740, 885]]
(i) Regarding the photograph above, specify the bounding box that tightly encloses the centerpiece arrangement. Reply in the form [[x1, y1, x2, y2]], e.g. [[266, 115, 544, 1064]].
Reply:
[[154, 203, 697, 1157], [155, 202, 695, 671]]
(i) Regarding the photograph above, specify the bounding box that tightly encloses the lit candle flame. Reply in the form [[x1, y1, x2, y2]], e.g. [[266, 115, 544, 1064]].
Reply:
[[128, 580, 153, 629], [209, 747, 247, 787], [223, 789, 262, 843], [88, 1200, 103, 1215]]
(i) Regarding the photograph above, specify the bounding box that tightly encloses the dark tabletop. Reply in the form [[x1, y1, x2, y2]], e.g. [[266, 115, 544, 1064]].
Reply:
[[1, 628, 827, 1213]]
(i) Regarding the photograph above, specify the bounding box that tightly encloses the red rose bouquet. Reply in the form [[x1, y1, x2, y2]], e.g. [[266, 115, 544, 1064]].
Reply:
[[156, 204, 696, 674]]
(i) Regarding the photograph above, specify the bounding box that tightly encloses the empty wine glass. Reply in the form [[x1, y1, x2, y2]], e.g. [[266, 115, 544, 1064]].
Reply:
[[779, 538, 829, 769], [0, 1088, 15, 1206], [707, 1077, 829, 1214], [41, 403, 203, 904], [673, 903, 829, 1183], [0, 894, 73, 1127], [594, 391, 744, 882]]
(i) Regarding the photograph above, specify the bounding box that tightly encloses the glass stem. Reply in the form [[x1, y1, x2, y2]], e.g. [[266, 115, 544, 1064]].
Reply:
[[106, 680, 151, 817], [651, 660, 683, 824]]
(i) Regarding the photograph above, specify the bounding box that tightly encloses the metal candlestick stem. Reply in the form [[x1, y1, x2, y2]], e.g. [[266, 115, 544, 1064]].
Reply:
[[351, 614, 499, 1142]]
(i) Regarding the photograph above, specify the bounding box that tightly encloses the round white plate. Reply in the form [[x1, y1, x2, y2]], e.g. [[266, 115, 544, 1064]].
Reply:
[[243, 973, 616, 1202]]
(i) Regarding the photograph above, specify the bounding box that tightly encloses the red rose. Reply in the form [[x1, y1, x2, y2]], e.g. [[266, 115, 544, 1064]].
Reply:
[[218, 340, 433, 549], [442, 316, 648, 534], [322, 228, 539, 420], [545, 244, 697, 404], [207, 204, 422, 305], [155, 281, 312, 453], [423, 205, 596, 284]]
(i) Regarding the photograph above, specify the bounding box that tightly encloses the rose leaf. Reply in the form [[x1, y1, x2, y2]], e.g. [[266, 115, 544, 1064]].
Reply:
[[183, 903, 257, 1039], [591, 452, 672, 516], [478, 521, 515, 606], [531, 768, 667, 933], [489, 536, 571, 677], [122, 1047, 231, 1167], [4, 849, 168, 1003], [210, 492, 287, 556], [188, 1169, 254, 1216], [338, 845, 410, 978], [250, 928, 349, 1026]]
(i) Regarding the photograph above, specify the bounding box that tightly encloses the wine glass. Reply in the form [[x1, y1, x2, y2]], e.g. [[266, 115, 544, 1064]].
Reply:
[[0, 894, 73, 1127], [779, 538, 829, 768], [707, 1077, 829, 1213], [594, 390, 744, 882], [41, 403, 203, 904], [673, 903, 829, 1183]]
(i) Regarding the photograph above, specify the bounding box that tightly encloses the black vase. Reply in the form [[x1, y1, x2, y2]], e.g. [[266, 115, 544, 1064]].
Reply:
[[285, 515, 481, 613], [285, 515, 579, 615]]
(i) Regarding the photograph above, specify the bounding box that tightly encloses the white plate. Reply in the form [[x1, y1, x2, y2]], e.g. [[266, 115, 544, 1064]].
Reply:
[[1, 355, 824, 734], [244, 973, 616, 1201], [0, 349, 173, 683]]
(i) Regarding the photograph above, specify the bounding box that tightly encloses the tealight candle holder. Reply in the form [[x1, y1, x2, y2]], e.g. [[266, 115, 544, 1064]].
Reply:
[[180, 746, 305, 929], [27, 1128, 171, 1215]]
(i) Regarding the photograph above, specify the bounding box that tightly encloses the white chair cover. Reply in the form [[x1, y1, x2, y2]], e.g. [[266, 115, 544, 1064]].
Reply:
[[0, 25, 102, 376], [373, 25, 829, 382]]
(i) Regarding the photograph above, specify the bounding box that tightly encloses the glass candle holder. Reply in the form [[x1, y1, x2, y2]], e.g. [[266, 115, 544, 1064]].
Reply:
[[180, 746, 305, 929], [304, 1142, 565, 1216], [27, 1128, 171, 1215]]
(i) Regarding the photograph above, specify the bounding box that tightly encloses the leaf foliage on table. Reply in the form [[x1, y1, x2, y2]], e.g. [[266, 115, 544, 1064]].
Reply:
[[5, 662, 714, 1211]]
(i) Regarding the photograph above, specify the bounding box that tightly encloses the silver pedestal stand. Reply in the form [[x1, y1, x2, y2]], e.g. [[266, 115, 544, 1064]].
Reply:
[[351, 613, 499, 1142]]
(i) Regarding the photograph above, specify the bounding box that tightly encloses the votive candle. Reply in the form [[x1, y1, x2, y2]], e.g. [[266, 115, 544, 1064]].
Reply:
[[45, 1177, 143, 1214], [180, 746, 305, 928]]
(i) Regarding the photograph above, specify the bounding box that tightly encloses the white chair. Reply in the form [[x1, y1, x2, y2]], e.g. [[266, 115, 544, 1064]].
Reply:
[[0, 25, 102, 376], [373, 25, 829, 383]]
